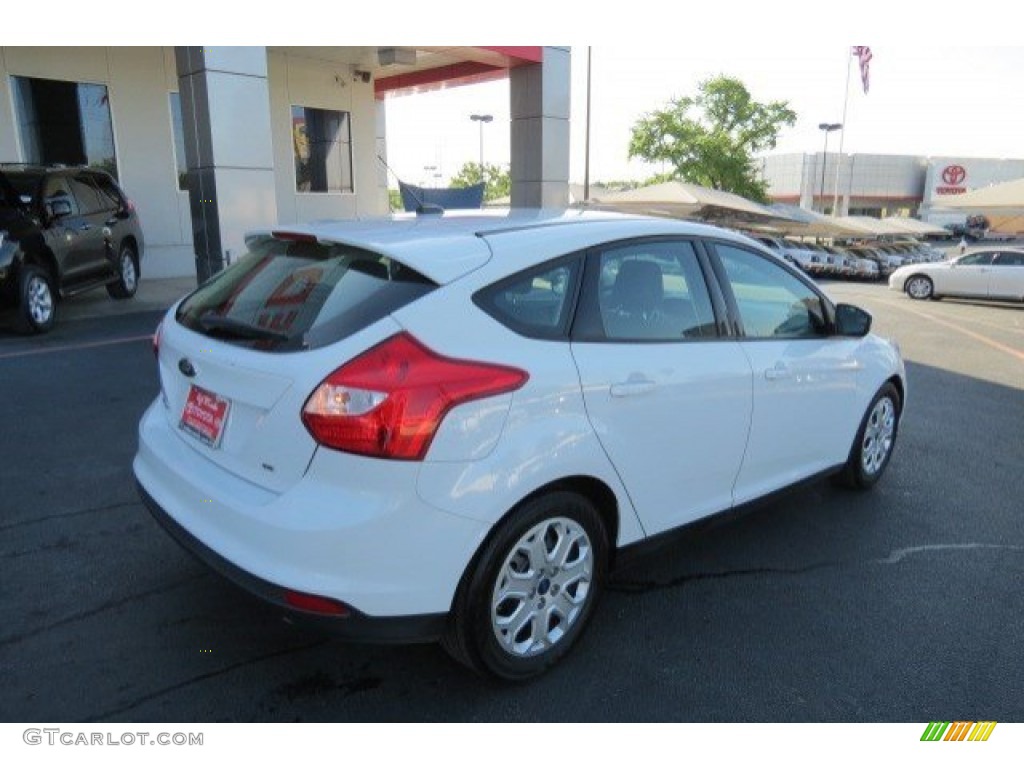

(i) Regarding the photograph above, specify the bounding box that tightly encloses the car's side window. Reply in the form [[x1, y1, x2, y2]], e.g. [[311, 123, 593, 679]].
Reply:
[[42, 177, 78, 217], [994, 252, 1024, 266], [90, 176, 122, 212], [68, 175, 105, 216], [579, 240, 718, 342], [958, 252, 995, 266], [474, 257, 581, 339], [715, 243, 828, 339]]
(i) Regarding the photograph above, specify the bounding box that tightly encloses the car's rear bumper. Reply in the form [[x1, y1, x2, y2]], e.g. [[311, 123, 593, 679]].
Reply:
[[133, 398, 488, 633], [136, 479, 447, 643]]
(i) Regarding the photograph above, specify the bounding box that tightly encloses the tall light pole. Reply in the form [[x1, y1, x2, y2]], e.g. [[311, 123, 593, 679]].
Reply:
[[818, 122, 842, 213], [469, 114, 493, 172]]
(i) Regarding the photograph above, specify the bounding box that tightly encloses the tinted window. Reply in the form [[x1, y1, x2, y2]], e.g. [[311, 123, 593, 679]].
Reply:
[[715, 244, 827, 339], [91, 174, 123, 209], [994, 252, 1024, 266], [958, 252, 995, 266], [68, 176, 105, 214], [169, 92, 188, 191], [1, 171, 43, 205], [474, 257, 580, 339], [12, 76, 118, 178], [176, 237, 435, 352], [292, 106, 353, 193], [589, 240, 717, 341], [43, 176, 78, 216]]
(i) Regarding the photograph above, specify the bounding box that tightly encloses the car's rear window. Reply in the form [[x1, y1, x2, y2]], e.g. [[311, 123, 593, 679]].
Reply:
[[175, 235, 436, 352]]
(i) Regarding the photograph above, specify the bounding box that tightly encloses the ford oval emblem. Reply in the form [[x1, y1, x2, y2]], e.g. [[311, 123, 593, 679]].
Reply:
[[178, 358, 196, 378]]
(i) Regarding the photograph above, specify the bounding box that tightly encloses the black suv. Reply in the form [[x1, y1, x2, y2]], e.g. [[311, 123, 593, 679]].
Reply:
[[0, 164, 144, 333]]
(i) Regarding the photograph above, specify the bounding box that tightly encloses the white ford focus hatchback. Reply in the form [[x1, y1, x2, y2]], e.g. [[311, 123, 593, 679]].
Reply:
[[135, 210, 906, 680]]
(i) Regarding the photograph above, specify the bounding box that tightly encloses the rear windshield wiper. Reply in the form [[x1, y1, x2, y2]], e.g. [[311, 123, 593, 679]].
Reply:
[[198, 313, 291, 342]]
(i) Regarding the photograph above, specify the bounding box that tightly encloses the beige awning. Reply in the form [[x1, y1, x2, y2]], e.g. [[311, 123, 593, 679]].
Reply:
[[938, 177, 1024, 212], [766, 205, 882, 238], [837, 216, 913, 236], [883, 217, 948, 236], [588, 181, 796, 229]]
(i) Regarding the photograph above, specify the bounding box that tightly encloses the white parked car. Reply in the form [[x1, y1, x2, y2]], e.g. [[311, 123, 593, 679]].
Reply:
[[135, 210, 907, 680], [889, 248, 1024, 301]]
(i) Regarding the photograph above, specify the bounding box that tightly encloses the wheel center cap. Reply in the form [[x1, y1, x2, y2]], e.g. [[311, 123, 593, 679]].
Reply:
[[537, 577, 551, 595]]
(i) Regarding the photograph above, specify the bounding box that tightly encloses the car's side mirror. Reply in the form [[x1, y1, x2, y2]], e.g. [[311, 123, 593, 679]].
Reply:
[[834, 303, 872, 337], [48, 199, 73, 219]]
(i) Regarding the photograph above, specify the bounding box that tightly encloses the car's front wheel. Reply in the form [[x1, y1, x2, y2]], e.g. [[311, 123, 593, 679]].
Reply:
[[15, 264, 57, 334], [905, 275, 934, 300], [442, 490, 609, 680], [835, 382, 901, 489]]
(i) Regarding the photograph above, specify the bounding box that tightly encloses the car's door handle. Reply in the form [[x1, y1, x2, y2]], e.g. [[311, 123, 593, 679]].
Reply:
[[610, 380, 657, 397], [764, 363, 792, 381]]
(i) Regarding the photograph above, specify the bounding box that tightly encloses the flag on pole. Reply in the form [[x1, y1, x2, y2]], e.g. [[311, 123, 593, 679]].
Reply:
[[852, 46, 872, 94]]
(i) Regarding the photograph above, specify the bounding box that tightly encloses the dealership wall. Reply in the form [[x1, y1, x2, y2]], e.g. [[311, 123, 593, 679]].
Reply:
[[0, 47, 387, 279], [1, 47, 193, 277], [762, 151, 1024, 224]]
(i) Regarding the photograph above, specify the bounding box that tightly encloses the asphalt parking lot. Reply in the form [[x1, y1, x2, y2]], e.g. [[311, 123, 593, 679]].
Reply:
[[1, 279, 1021, 722]]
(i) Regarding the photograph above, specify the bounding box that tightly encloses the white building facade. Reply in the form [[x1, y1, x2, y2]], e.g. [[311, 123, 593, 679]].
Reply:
[[761, 151, 1024, 229], [0, 46, 570, 279]]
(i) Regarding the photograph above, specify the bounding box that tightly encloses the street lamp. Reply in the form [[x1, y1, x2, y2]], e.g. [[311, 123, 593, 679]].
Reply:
[[818, 122, 842, 213], [469, 114, 493, 172]]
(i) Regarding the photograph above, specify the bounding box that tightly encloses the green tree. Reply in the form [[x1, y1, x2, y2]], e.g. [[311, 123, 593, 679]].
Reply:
[[628, 76, 796, 202], [450, 162, 511, 202]]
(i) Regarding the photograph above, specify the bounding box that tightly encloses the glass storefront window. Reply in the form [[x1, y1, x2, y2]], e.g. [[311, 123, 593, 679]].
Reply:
[[291, 105, 353, 193], [13, 76, 118, 178]]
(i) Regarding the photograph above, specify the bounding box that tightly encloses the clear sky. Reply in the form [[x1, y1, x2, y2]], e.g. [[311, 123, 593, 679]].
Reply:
[[384, 45, 1024, 188]]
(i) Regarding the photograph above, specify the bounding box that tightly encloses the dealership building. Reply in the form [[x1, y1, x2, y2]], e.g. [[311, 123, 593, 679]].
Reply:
[[0, 46, 570, 279], [760, 152, 1024, 230]]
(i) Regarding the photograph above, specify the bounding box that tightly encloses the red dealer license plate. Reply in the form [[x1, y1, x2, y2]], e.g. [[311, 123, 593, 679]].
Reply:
[[179, 385, 231, 448]]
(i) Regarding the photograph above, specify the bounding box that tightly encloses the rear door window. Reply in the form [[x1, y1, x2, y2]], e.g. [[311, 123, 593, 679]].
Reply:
[[176, 235, 436, 352], [68, 175, 105, 215], [89, 174, 123, 211]]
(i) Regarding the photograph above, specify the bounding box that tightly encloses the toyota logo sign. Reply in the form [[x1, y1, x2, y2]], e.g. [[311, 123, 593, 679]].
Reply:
[[942, 165, 967, 185]]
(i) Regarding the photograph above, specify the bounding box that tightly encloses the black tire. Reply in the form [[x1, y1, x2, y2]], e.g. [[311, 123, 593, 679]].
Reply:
[[14, 264, 57, 334], [106, 243, 139, 299], [835, 382, 901, 490], [904, 274, 934, 301], [442, 490, 609, 681]]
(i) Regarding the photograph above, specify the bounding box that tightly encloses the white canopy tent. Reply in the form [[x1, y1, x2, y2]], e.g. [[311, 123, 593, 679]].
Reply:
[[766, 204, 880, 238], [883, 217, 948, 237], [938, 177, 1024, 212], [587, 181, 797, 230]]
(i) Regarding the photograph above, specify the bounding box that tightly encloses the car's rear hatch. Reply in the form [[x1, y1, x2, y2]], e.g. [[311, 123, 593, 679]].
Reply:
[[158, 233, 441, 494]]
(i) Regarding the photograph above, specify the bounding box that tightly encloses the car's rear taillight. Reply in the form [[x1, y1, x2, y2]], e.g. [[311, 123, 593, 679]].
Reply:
[[302, 332, 528, 460], [153, 321, 163, 359]]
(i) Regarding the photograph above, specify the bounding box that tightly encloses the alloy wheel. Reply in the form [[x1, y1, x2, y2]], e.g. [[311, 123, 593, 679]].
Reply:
[[490, 517, 594, 658], [27, 275, 54, 325], [906, 276, 932, 299], [861, 396, 896, 476], [121, 251, 138, 292]]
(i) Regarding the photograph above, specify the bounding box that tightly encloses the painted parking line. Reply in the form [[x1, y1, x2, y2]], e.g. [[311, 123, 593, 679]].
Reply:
[[872, 297, 1024, 364], [0, 334, 153, 361]]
